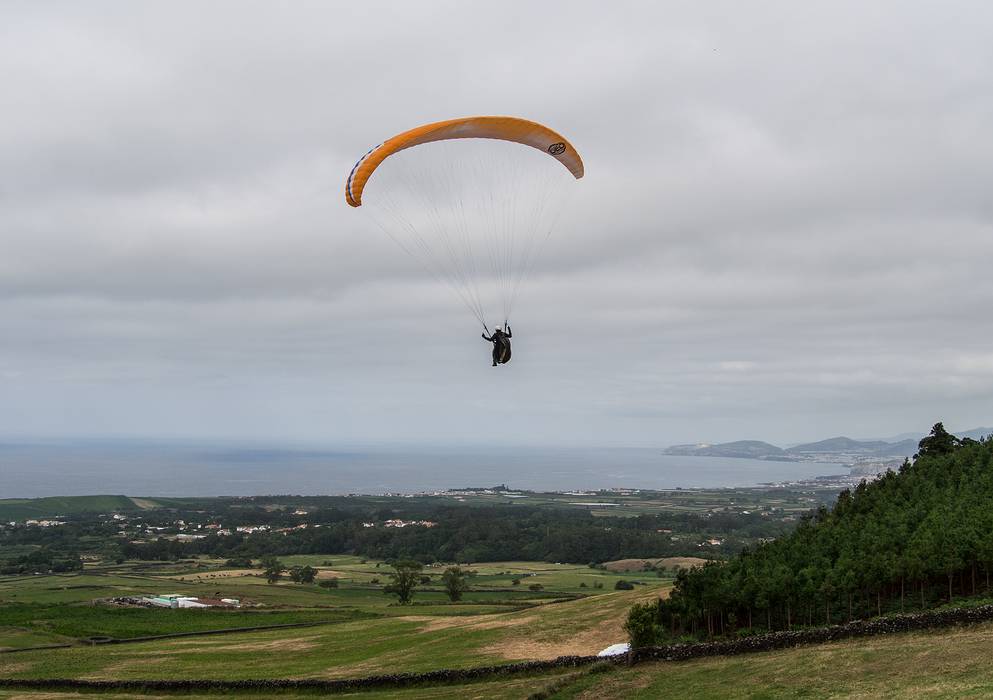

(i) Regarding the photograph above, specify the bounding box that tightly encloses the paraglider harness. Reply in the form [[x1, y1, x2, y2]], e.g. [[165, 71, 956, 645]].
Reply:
[[482, 323, 512, 366]]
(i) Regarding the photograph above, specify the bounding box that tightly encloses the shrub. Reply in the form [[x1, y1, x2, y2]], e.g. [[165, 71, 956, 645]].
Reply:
[[624, 599, 662, 648], [442, 566, 470, 602], [224, 557, 253, 568]]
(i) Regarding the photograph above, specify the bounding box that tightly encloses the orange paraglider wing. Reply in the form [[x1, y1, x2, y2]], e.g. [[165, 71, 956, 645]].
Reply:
[[345, 116, 583, 207]]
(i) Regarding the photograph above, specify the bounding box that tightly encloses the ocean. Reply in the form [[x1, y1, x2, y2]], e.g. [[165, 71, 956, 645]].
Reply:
[[0, 440, 846, 498]]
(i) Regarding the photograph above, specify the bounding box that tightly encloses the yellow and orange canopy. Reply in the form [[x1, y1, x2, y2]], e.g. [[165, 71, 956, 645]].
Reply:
[[345, 116, 583, 207]]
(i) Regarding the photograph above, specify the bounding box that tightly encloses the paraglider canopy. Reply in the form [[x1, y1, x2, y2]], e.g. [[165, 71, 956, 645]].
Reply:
[[345, 115, 583, 329], [345, 116, 584, 207]]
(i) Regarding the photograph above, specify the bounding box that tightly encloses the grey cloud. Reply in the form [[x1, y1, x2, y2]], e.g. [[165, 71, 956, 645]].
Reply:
[[1, 1, 992, 446]]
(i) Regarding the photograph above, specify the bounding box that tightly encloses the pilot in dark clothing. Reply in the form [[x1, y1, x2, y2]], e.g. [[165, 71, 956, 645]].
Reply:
[[482, 324, 512, 366]]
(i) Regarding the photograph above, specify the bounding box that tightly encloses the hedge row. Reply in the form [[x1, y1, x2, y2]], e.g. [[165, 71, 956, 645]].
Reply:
[[0, 621, 351, 655], [0, 656, 605, 693], [0, 643, 73, 655], [89, 621, 328, 645], [632, 603, 993, 663]]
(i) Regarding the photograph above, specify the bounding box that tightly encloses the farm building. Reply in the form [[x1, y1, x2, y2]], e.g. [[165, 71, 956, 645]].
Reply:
[[143, 594, 239, 608]]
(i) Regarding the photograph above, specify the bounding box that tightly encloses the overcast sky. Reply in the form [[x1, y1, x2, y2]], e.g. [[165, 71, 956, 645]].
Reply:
[[2, 1, 992, 448]]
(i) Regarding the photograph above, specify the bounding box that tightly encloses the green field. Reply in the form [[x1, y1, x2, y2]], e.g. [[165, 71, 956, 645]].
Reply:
[[5, 620, 993, 699], [0, 557, 666, 680], [5, 555, 993, 699], [551, 620, 993, 699]]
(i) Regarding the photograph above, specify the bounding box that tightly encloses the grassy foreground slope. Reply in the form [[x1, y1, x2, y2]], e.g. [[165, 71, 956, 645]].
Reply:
[[4, 621, 993, 699], [556, 620, 993, 699]]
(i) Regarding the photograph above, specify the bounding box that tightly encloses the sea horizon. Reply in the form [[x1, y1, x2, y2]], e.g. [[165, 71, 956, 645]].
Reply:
[[0, 438, 846, 499]]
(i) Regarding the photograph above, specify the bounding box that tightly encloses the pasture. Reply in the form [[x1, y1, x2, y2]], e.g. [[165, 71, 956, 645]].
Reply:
[[0, 556, 668, 681]]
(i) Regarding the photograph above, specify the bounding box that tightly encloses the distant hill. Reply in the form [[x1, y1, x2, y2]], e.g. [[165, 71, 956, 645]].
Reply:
[[786, 436, 917, 458], [665, 426, 989, 463], [786, 436, 889, 453], [0, 495, 136, 520], [959, 427, 993, 441], [879, 438, 918, 456], [663, 441, 789, 460]]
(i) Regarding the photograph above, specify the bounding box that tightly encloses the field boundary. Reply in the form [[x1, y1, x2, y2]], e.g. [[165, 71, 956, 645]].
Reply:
[[0, 619, 357, 655], [0, 656, 608, 693], [0, 643, 73, 655], [632, 603, 993, 663]]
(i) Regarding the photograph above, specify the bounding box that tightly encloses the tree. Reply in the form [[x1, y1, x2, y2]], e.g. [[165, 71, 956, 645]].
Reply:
[[442, 566, 470, 602], [916, 422, 959, 458], [262, 557, 284, 584], [627, 426, 993, 643], [225, 557, 253, 568], [289, 565, 317, 584], [384, 560, 423, 604], [625, 598, 662, 648]]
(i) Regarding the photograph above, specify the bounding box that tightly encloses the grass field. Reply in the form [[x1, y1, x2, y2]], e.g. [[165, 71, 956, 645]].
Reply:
[[0, 557, 669, 684], [5, 621, 993, 698], [0, 588, 661, 680], [551, 620, 993, 698], [0, 556, 668, 683]]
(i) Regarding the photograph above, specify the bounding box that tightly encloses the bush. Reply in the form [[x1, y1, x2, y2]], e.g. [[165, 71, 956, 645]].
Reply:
[[262, 557, 284, 584], [224, 558, 253, 568], [625, 599, 662, 648], [289, 566, 317, 584], [442, 566, 470, 602]]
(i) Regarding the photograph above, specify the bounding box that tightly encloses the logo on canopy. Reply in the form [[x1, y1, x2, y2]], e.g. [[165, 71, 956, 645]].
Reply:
[[547, 142, 566, 155]]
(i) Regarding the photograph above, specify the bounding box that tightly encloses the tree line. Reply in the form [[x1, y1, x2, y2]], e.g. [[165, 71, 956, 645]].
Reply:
[[116, 506, 765, 564], [626, 424, 993, 646]]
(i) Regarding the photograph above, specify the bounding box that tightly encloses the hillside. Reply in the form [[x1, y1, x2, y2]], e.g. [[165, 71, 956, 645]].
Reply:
[[0, 559, 663, 682], [662, 441, 787, 459], [0, 495, 136, 520], [664, 426, 991, 464], [786, 436, 887, 453], [634, 424, 993, 644], [555, 618, 993, 699], [786, 436, 917, 457], [3, 613, 993, 698]]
